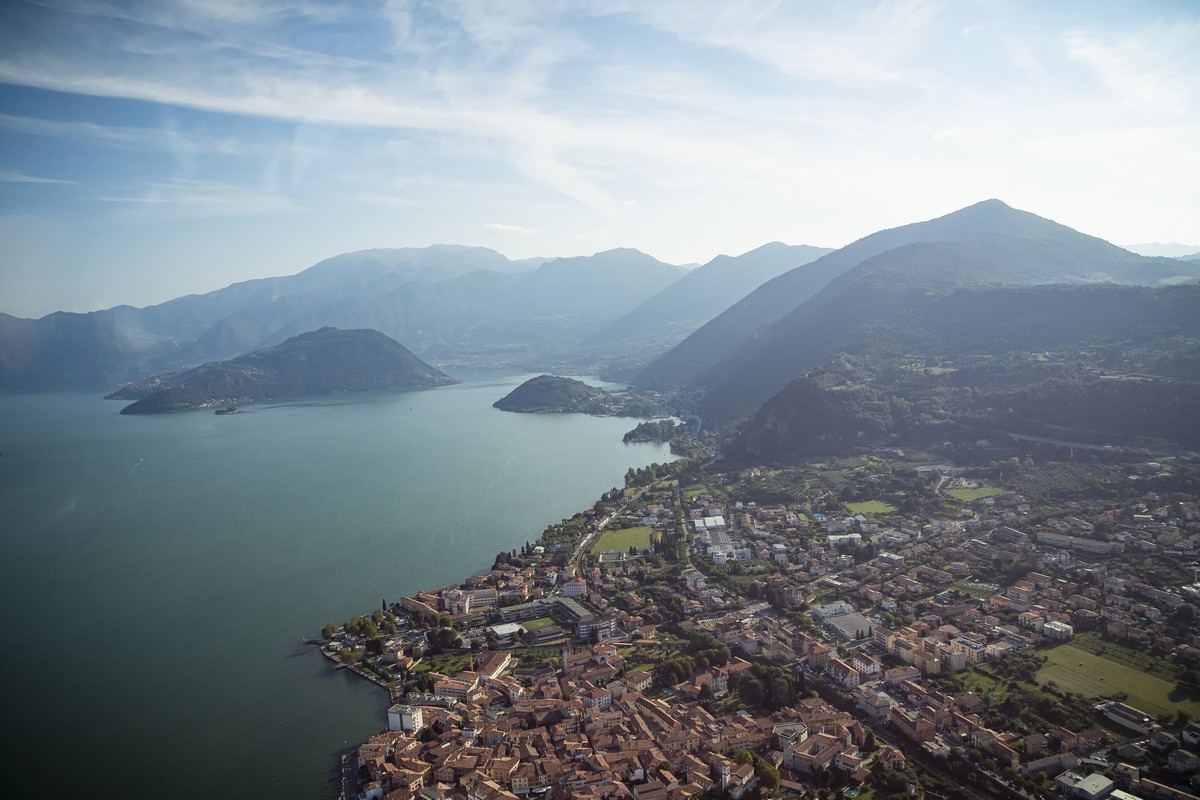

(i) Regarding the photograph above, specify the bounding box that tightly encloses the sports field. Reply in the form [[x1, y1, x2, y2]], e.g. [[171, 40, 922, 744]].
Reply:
[[945, 484, 1004, 501], [1036, 643, 1200, 719], [845, 500, 897, 514], [521, 617, 556, 632], [590, 525, 653, 553]]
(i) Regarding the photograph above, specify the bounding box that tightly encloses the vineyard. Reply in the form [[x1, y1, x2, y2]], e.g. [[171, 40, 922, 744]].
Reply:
[[1004, 462, 1126, 504]]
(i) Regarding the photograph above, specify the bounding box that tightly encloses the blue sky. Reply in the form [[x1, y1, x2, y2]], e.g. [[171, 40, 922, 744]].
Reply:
[[1, 0, 1198, 317]]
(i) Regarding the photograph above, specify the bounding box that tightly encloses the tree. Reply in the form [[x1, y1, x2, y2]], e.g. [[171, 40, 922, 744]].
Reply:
[[757, 761, 780, 790], [739, 677, 764, 708]]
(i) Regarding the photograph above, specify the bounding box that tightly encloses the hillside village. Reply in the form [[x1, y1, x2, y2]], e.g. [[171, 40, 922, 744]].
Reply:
[[322, 452, 1200, 800]]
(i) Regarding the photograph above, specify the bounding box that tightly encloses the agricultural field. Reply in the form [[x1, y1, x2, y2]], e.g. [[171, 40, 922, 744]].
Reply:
[[846, 500, 897, 515], [1035, 643, 1200, 719], [1005, 462, 1125, 504], [945, 484, 1004, 501], [590, 525, 653, 553]]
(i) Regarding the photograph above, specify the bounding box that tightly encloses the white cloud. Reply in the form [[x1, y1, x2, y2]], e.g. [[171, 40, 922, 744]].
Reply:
[[484, 223, 536, 235]]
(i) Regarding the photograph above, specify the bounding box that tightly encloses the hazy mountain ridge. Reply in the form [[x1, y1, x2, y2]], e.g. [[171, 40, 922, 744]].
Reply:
[[254, 249, 686, 363], [577, 242, 833, 378], [0, 247, 686, 390], [0, 246, 531, 389], [594, 243, 832, 344], [116, 327, 456, 414]]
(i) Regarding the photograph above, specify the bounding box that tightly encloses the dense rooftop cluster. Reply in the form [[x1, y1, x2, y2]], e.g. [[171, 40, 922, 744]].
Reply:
[[323, 453, 1200, 800]]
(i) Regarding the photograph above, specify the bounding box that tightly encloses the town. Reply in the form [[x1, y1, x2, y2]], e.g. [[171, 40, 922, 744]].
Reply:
[[320, 449, 1200, 800]]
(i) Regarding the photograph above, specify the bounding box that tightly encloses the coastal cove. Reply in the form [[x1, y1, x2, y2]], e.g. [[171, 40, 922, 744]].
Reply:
[[0, 372, 674, 799]]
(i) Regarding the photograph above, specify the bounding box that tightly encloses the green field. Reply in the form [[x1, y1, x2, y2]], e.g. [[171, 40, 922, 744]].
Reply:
[[521, 617, 556, 632], [591, 525, 653, 553], [1036, 643, 1200, 719], [945, 484, 1004, 501], [412, 652, 472, 675], [1067, 632, 1180, 682], [845, 500, 897, 514]]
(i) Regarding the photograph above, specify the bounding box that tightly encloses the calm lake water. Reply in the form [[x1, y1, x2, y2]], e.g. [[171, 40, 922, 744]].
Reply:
[[0, 372, 673, 798]]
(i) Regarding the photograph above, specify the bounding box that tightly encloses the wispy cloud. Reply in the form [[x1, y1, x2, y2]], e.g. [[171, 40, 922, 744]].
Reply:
[[1064, 21, 1200, 113], [0, 0, 1197, 297], [602, 0, 945, 87], [484, 222, 536, 235], [97, 178, 302, 217], [0, 112, 274, 157], [0, 170, 77, 184], [352, 193, 416, 207]]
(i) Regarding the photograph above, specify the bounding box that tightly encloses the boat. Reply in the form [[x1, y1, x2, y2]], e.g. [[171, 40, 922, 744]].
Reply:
[[214, 406, 238, 415]]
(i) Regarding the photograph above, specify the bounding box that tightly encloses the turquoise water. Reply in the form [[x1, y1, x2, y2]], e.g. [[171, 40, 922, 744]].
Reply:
[[0, 373, 673, 798]]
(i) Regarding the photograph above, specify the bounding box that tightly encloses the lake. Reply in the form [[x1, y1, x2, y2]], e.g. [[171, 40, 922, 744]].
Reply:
[[0, 372, 673, 798]]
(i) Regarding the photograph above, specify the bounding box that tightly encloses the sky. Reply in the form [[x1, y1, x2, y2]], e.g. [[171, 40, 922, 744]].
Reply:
[[1, 1, 1198, 318]]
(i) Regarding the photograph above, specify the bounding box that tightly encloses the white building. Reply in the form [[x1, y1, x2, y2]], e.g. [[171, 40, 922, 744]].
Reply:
[[1044, 620, 1074, 640], [387, 704, 425, 732]]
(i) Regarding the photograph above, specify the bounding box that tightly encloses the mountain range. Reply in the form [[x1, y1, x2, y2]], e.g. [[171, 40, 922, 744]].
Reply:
[[636, 199, 1200, 424], [0, 240, 829, 391], [4, 198, 1200, 458]]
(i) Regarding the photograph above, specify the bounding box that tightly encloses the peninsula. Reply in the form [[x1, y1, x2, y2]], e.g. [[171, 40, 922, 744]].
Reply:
[[113, 327, 457, 414], [493, 374, 657, 417]]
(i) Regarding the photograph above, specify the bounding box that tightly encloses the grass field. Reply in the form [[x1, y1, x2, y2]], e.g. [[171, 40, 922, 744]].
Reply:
[[1036, 643, 1200, 719], [412, 652, 472, 675], [591, 525, 653, 553], [945, 484, 1004, 501], [846, 500, 897, 514], [521, 617, 556, 632], [1067, 631, 1180, 682]]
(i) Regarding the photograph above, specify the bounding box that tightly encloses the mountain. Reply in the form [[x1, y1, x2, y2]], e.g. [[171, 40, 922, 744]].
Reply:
[[0, 246, 685, 390], [154, 245, 556, 365], [596, 242, 831, 343], [253, 248, 685, 362], [638, 200, 1200, 421], [585, 243, 831, 370], [115, 328, 456, 414], [727, 283, 1200, 462], [493, 375, 656, 417]]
